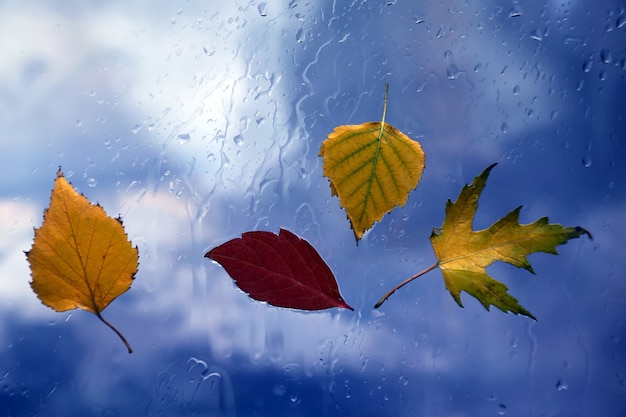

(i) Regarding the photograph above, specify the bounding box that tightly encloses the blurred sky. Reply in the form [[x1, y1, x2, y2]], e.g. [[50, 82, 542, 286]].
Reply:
[[0, 1, 624, 416]]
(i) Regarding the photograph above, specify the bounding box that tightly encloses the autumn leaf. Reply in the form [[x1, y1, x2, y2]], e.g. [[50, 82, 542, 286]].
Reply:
[[375, 163, 591, 319], [206, 229, 353, 311], [26, 169, 138, 353], [319, 84, 426, 242]]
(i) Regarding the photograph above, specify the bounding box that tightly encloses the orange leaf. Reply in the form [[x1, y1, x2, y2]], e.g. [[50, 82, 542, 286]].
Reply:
[[26, 169, 139, 353]]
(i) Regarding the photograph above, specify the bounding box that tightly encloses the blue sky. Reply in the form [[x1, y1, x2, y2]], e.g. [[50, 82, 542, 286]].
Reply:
[[1, 1, 624, 416]]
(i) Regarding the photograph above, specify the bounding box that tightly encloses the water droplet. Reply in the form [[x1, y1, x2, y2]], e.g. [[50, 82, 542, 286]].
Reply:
[[87, 178, 97, 187], [177, 133, 191, 144], [509, 6, 522, 17], [202, 46, 215, 56], [446, 64, 461, 80], [75, 119, 83, 128], [473, 63, 482, 72], [600, 49, 612, 64], [497, 404, 508, 415], [130, 123, 143, 135], [501, 122, 508, 133], [338, 33, 350, 43], [582, 156, 592, 167], [371, 309, 385, 318], [513, 85, 520, 94], [257, 2, 268, 17], [281, 363, 301, 379], [273, 384, 286, 396], [295, 28, 304, 42], [529, 29, 543, 41], [233, 135, 244, 146], [555, 379, 568, 391], [444, 50, 453, 60]]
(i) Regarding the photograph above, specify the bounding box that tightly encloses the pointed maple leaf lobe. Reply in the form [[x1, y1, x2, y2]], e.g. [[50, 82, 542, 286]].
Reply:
[[430, 163, 591, 319]]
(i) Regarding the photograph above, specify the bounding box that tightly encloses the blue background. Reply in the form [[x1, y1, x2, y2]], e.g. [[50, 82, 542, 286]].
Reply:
[[0, 1, 624, 416]]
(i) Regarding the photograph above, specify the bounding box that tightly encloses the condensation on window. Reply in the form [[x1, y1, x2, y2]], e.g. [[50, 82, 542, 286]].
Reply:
[[0, 1, 623, 416]]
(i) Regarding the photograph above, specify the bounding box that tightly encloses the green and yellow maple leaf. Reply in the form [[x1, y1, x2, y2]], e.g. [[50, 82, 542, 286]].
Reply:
[[319, 85, 425, 242], [375, 163, 591, 319]]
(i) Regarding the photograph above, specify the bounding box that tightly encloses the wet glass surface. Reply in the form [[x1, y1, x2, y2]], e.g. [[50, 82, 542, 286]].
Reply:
[[1, 1, 624, 416]]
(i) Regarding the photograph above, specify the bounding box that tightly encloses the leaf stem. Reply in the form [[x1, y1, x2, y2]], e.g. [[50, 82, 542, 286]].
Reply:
[[381, 83, 389, 126], [374, 262, 439, 308], [96, 311, 133, 353]]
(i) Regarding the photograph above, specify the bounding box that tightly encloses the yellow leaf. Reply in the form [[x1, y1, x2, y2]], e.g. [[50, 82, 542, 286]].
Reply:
[[319, 85, 425, 242], [26, 169, 139, 353], [375, 164, 591, 318], [430, 163, 591, 319]]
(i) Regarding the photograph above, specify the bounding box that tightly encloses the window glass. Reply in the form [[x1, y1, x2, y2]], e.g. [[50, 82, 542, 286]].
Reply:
[[1, 1, 624, 415]]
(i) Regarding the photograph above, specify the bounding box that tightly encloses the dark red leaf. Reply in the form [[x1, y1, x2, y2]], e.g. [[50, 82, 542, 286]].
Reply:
[[205, 229, 353, 311]]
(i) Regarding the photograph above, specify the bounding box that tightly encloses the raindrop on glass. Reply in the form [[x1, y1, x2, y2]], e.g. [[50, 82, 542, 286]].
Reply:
[[555, 379, 568, 391], [233, 135, 244, 146], [529, 29, 543, 41], [177, 133, 191, 144], [273, 384, 286, 396], [509, 6, 522, 17], [131, 123, 143, 135], [257, 2, 268, 17], [87, 178, 97, 187], [295, 28, 304, 42], [447, 64, 461, 80]]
